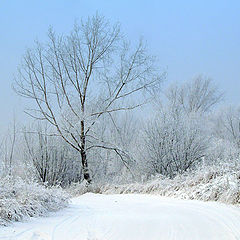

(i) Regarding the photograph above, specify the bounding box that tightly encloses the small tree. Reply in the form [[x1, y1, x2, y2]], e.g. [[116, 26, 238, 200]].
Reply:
[[14, 14, 163, 183], [87, 111, 139, 183], [216, 107, 240, 146], [166, 76, 223, 114], [212, 107, 240, 159], [146, 108, 207, 178], [23, 124, 82, 186], [0, 119, 17, 176], [145, 77, 222, 178]]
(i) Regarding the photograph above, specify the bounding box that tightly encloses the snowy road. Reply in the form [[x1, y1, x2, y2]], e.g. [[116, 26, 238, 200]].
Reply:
[[1, 193, 240, 240]]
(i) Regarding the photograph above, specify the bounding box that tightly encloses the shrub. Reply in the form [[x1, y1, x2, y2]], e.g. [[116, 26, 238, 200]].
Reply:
[[0, 177, 69, 225]]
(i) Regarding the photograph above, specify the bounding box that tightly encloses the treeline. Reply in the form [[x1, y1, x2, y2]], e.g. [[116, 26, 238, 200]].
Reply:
[[0, 14, 239, 187], [1, 76, 239, 187]]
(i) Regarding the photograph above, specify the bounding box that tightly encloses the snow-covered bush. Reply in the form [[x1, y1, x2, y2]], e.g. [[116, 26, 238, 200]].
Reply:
[[207, 106, 240, 165], [23, 124, 83, 187], [0, 177, 69, 225], [145, 108, 208, 178], [143, 77, 223, 179]]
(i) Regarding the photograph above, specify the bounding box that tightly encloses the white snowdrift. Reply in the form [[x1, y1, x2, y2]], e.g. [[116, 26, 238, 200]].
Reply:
[[1, 193, 240, 240]]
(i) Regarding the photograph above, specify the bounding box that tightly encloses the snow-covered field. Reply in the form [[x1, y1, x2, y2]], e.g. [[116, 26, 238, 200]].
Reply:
[[1, 193, 240, 240]]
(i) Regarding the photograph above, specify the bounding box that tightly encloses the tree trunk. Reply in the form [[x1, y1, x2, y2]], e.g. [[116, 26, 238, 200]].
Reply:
[[80, 120, 92, 184]]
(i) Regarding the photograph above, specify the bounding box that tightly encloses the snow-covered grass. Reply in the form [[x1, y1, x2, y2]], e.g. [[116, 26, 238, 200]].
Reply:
[[99, 163, 240, 205], [69, 162, 240, 205], [67, 181, 102, 196], [0, 177, 69, 226]]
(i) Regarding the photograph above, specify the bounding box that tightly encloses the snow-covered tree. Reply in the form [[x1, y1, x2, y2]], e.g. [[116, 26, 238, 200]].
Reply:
[[14, 14, 164, 183], [145, 108, 208, 178], [165, 76, 223, 114], [145, 77, 222, 178]]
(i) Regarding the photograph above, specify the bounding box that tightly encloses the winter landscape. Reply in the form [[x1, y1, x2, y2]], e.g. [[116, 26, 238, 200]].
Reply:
[[0, 1, 240, 240]]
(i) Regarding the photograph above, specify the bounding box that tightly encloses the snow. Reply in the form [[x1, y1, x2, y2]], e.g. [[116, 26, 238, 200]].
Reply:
[[1, 193, 240, 240]]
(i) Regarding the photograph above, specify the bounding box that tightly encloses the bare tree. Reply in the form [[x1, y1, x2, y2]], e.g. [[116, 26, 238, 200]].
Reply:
[[9, 118, 17, 176], [87, 111, 139, 183], [214, 107, 240, 149], [145, 107, 208, 178], [166, 76, 223, 114], [145, 77, 222, 178], [0, 118, 18, 176], [14, 14, 163, 183]]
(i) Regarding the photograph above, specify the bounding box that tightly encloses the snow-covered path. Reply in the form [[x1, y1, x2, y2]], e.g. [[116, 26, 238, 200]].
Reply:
[[1, 193, 240, 240]]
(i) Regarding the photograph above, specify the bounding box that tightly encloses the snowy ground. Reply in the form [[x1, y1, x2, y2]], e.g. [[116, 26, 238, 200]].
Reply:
[[1, 193, 240, 240]]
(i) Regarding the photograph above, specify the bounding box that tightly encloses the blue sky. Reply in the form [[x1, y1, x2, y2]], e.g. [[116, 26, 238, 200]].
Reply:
[[0, 0, 239, 130]]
